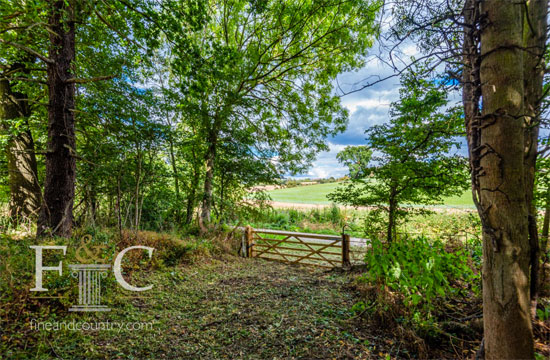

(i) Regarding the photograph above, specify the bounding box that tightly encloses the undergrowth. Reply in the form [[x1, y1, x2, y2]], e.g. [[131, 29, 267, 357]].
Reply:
[[0, 227, 238, 358]]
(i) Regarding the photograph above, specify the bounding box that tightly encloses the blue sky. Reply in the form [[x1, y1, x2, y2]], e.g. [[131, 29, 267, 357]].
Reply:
[[294, 50, 411, 179]]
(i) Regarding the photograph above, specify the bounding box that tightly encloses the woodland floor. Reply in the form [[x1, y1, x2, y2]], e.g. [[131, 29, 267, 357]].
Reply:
[[17, 257, 426, 359], [12, 255, 550, 359], [89, 258, 390, 359]]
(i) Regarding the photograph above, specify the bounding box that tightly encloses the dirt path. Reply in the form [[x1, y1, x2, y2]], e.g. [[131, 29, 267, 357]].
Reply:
[[90, 257, 396, 359]]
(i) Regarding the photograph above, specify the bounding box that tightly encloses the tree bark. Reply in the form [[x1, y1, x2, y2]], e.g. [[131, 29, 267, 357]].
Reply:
[[540, 189, 550, 289], [462, 0, 482, 207], [134, 147, 141, 231], [185, 141, 200, 225], [387, 191, 397, 243], [37, 0, 76, 238], [219, 169, 225, 223], [200, 143, 215, 226], [116, 174, 122, 238], [185, 179, 197, 225], [168, 135, 181, 222], [0, 78, 41, 221], [542, 191, 550, 250], [477, 1, 534, 357], [200, 126, 219, 229]]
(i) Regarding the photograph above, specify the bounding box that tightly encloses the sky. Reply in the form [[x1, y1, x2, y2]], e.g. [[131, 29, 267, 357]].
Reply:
[[294, 49, 411, 179]]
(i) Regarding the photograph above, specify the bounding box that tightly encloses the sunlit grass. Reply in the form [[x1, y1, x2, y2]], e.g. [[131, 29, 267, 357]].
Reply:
[[267, 182, 474, 208]]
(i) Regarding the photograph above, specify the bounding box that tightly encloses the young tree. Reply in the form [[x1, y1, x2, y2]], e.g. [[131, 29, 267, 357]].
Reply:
[[535, 147, 550, 289], [329, 72, 468, 242]]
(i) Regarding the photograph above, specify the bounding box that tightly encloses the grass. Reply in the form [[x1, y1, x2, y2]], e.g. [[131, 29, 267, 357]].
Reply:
[[2, 229, 547, 358], [267, 182, 475, 208], [267, 182, 341, 204], [2, 257, 405, 359]]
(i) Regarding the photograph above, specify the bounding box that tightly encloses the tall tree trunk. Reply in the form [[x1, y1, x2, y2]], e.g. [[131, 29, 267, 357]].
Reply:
[[185, 143, 200, 225], [86, 184, 97, 227], [134, 148, 141, 231], [543, 190, 550, 250], [477, 1, 534, 357], [200, 145, 215, 227], [186, 180, 197, 225], [0, 79, 40, 220], [387, 192, 396, 243], [522, 0, 547, 307], [116, 174, 122, 238], [168, 135, 181, 222], [462, 0, 482, 211], [200, 127, 218, 229], [37, 0, 76, 238], [219, 169, 225, 223], [540, 189, 550, 289]]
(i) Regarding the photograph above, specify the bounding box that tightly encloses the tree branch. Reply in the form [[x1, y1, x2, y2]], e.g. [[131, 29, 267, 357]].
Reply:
[[0, 38, 54, 64]]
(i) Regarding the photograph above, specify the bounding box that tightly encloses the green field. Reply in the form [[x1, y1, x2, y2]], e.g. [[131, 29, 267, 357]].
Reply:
[[267, 182, 475, 208]]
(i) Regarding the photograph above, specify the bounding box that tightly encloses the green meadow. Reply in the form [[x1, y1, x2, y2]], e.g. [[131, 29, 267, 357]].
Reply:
[[267, 182, 475, 208]]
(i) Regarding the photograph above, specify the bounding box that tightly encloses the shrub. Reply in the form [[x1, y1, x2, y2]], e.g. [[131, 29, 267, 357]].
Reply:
[[328, 203, 342, 225], [361, 236, 479, 318]]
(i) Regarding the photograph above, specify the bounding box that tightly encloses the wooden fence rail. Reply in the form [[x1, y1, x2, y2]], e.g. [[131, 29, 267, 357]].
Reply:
[[244, 226, 352, 268]]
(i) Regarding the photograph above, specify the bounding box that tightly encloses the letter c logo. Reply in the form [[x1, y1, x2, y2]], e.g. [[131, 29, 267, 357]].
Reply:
[[113, 246, 155, 291]]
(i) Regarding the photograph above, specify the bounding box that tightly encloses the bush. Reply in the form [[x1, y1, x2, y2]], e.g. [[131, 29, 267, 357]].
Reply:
[[328, 203, 342, 224], [361, 236, 480, 318]]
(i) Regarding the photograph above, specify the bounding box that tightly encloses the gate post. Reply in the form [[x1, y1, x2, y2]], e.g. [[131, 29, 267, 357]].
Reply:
[[342, 233, 351, 267], [245, 226, 254, 257]]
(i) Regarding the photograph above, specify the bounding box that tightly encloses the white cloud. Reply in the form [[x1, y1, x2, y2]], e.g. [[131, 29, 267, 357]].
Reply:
[[292, 143, 348, 179], [293, 41, 422, 179], [341, 97, 392, 113]]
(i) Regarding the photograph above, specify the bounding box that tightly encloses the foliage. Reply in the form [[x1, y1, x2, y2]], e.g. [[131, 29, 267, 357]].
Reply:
[[164, 0, 381, 223], [359, 236, 480, 325], [329, 70, 469, 241], [336, 146, 373, 179]]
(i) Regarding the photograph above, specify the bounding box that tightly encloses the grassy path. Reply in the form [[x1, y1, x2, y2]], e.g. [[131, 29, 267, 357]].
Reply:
[[37, 257, 399, 359]]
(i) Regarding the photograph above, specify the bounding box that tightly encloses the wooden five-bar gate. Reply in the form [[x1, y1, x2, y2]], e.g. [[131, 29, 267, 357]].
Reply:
[[243, 226, 351, 268]]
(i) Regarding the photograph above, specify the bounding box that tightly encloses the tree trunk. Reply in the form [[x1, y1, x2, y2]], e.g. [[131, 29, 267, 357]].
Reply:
[[387, 191, 397, 243], [200, 147, 214, 226], [116, 174, 122, 238], [185, 142, 200, 225], [219, 169, 225, 223], [134, 148, 141, 231], [462, 0, 482, 209], [86, 184, 97, 227], [0, 79, 41, 221], [543, 192, 550, 250], [37, 0, 76, 238], [185, 181, 197, 225], [477, 1, 534, 357], [540, 189, 550, 289], [168, 135, 181, 222], [200, 128, 218, 229]]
